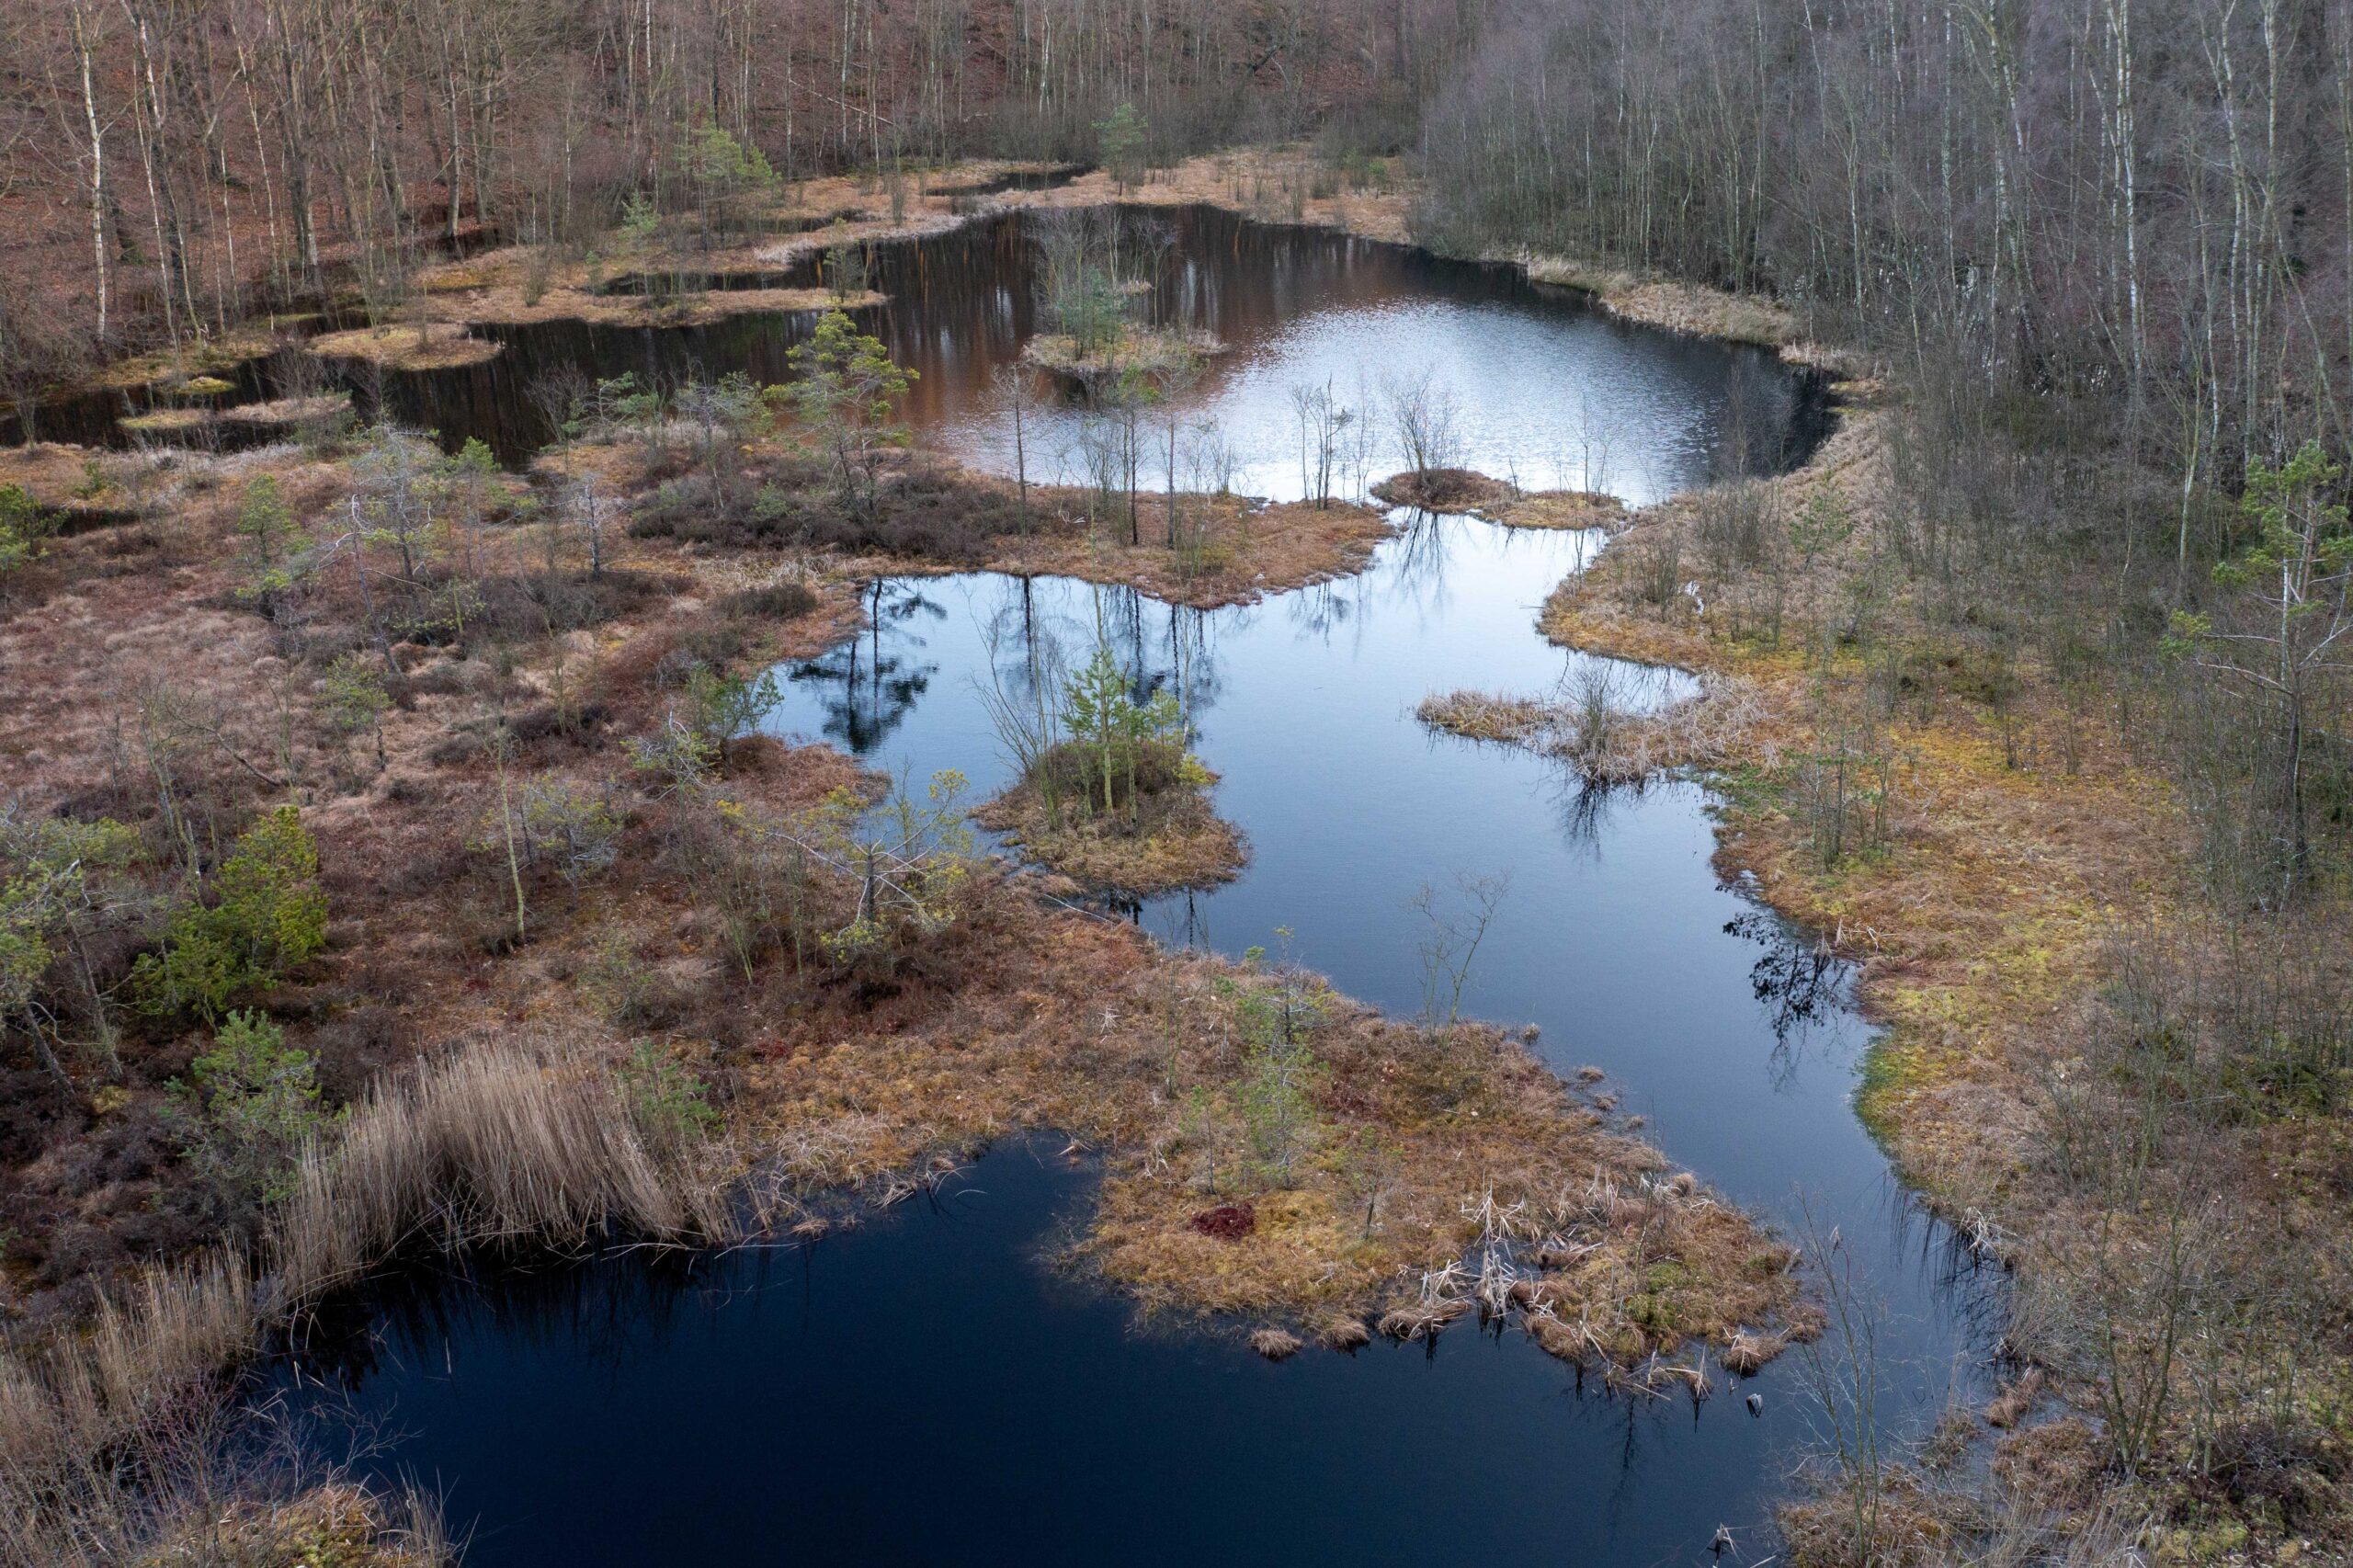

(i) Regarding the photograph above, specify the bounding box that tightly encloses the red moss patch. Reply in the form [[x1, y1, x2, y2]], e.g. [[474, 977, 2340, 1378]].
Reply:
[[1188, 1202, 1256, 1241]]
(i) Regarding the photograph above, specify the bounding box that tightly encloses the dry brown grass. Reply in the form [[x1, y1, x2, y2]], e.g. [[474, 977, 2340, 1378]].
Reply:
[[538, 426, 1394, 611], [1002, 146, 1418, 246], [1370, 467, 1513, 512], [1521, 255, 1800, 347], [966, 483, 1393, 609], [217, 392, 353, 429], [456, 281, 883, 330], [734, 915, 1805, 1354], [0, 1246, 453, 1566], [75, 324, 289, 395], [307, 324, 503, 370], [269, 1034, 744, 1305], [0, 442, 112, 508], [1417, 675, 1773, 785], [0, 1252, 256, 1483], [1019, 326, 1224, 382], [1536, 409, 2188, 1212], [1490, 489, 1627, 531], [1520, 369, 2353, 1551]]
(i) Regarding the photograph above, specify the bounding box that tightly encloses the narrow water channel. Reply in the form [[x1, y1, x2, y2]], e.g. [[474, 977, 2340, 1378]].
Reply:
[[274, 208, 2001, 1565]]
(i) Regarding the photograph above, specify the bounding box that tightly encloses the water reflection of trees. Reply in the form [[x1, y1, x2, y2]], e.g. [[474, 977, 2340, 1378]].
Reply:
[[1722, 910, 1846, 1047], [788, 579, 943, 752], [1722, 906, 1852, 1093], [1384, 508, 1453, 598], [285, 1242, 796, 1392], [981, 577, 1222, 718]]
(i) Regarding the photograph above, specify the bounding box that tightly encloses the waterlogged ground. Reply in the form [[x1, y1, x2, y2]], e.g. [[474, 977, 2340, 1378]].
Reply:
[[274, 210, 1996, 1565]]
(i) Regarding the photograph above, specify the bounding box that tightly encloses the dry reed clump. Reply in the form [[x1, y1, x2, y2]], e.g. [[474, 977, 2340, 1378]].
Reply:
[[0, 1250, 450, 1568], [269, 1033, 741, 1304], [1, 1370, 450, 1568], [1, 1034, 740, 1567], [1317, 1316, 1373, 1352], [731, 897, 1802, 1357], [0, 1252, 257, 1490], [1248, 1327, 1303, 1360]]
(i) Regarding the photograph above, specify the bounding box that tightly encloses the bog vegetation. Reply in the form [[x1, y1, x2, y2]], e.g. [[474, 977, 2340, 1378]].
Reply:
[[3, 0, 2353, 1562]]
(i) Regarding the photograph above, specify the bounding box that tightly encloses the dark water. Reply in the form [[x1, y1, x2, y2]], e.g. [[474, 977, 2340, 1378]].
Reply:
[[25, 205, 1824, 483], [286, 1147, 1828, 1568], [272, 212, 1995, 1566]]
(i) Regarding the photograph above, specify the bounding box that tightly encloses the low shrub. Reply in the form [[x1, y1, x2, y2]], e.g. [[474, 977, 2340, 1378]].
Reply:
[[133, 808, 328, 1023]]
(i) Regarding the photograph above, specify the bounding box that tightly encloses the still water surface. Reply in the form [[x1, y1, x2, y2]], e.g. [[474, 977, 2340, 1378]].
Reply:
[[277, 208, 1996, 1566], [386, 204, 1826, 490]]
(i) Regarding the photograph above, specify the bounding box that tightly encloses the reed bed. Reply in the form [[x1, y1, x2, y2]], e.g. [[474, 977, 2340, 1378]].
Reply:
[[1, 1034, 742, 1566], [270, 1034, 739, 1305]]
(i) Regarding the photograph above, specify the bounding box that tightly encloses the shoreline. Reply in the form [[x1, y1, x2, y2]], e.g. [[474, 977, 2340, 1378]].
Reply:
[[33, 147, 1854, 428], [0, 143, 2052, 1553]]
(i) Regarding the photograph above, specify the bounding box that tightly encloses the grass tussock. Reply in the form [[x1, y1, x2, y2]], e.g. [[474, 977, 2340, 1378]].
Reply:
[[1248, 1326, 1303, 1360], [1317, 1315, 1373, 1351], [1370, 468, 1513, 513]]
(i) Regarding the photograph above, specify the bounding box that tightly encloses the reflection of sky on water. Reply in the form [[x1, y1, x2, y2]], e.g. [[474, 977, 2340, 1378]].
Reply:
[[271, 211, 1994, 1568]]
